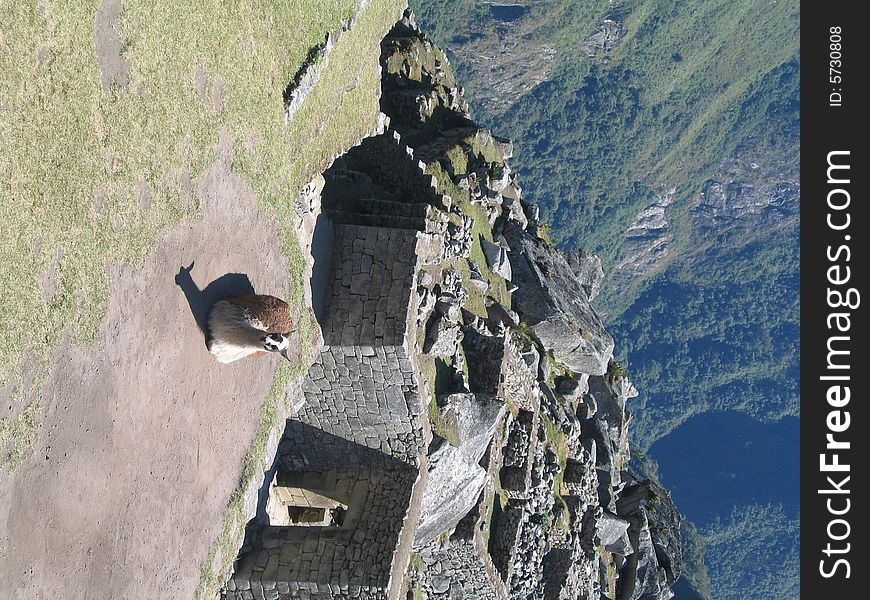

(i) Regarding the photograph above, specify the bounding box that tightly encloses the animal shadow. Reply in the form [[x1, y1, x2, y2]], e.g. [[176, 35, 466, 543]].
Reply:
[[175, 262, 255, 345]]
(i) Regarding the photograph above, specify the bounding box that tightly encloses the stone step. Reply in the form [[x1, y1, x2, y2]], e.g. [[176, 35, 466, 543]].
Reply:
[[323, 196, 430, 220], [324, 209, 426, 231], [343, 135, 440, 205]]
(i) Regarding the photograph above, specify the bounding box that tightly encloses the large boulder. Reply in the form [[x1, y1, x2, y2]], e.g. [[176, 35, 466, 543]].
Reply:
[[414, 444, 488, 546], [619, 510, 675, 600], [598, 511, 633, 556], [502, 223, 613, 375], [481, 238, 512, 280], [424, 315, 462, 357], [441, 392, 505, 463], [415, 393, 505, 546], [564, 249, 605, 302], [616, 477, 683, 600]]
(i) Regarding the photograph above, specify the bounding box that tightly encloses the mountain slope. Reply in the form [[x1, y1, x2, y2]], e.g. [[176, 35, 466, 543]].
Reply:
[[412, 2, 800, 599]]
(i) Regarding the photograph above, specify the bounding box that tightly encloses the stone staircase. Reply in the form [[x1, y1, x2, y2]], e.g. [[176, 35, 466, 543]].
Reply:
[[323, 197, 429, 231], [321, 130, 448, 235]]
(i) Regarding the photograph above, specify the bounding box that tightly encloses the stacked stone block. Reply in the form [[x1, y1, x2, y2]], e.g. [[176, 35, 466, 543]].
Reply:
[[499, 410, 537, 500], [341, 133, 442, 207], [225, 146, 432, 599], [415, 540, 499, 600], [321, 225, 419, 350]]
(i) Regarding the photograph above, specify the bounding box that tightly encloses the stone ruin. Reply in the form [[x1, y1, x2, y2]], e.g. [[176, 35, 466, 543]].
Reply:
[[222, 12, 682, 600]]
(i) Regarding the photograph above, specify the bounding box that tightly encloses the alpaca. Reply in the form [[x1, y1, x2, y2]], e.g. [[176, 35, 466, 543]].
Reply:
[[206, 294, 294, 364]]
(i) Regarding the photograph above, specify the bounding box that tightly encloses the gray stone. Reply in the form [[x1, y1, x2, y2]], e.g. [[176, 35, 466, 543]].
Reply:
[[431, 575, 450, 594], [606, 528, 634, 558], [503, 221, 614, 375], [467, 260, 489, 293], [436, 294, 462, 323], [481, 238, 512, 280], [597, 511, 631, 547], [419, 270, 434, 287], [414, 444, 488, 546], [441, 392, 505, 463], [424, 316, 462, 357], [417, 286, 436, 324], [520, 346, 540, 378], [555, 375, 581, 401], [484, 298, 519, 332], [502, 196, 528, 229], [564, 249, 605, 302]]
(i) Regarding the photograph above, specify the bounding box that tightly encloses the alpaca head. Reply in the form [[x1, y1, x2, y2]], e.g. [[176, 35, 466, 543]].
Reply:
[[262, 332, 291, 360]]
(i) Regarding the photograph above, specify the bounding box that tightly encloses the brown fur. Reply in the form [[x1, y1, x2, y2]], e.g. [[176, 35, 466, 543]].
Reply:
[[225, 294, 293, 333], [206, 294, 293, 363]]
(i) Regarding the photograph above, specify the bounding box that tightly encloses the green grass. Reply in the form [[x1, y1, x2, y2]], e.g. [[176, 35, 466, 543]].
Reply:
[[423, 143, 511, 319], [195, 360, 290, 600], [0, 0, 404, 467], [2, 0, 348, 387], [406, 553, 425, 600], [427, 392, 459, 447], [598, 547, 617, 599], [2, 0, 407, 477], [0, 403, 40, 470], [2, 0, 406, 593]]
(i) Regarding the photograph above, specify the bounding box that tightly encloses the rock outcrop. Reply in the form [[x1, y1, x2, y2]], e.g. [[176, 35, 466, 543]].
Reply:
[[503, 222, 614, 376]]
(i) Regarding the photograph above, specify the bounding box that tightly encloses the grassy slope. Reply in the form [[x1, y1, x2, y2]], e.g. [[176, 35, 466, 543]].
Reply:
[[414, 0, 800, 443], [417, 0, 798, 285], [0, 0, 403, 468], [2, 0, 406, 595], [701, 503, 800, 600]]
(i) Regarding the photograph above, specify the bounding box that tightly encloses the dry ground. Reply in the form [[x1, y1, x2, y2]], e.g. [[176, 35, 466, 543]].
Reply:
[[0, 0, 406, 597], [1, 158, 291, 599]]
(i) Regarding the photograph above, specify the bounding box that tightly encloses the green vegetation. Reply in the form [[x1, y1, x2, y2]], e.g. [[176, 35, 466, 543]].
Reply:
[[0, 403, 40, 471], [701, 504, 799, 600], [406, 553, 425, 600], [596, 547, 618, 599], [408, 552, 424, 573], [672, 521, 713, 600], [1, 0, 405, 466], [611, 221, 800, 451], [540, 413, 570, 533], [415, 0, 799, 298], [604, 358, 628, 385], [513, 321, 541, 352], [424, 153, 511, 318], [415, 2, 799, 599]]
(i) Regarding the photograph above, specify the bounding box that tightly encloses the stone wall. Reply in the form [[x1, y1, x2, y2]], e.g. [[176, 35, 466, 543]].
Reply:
[[413, 540, 499, 600], [342, 133, 443, 208], [225, 164, 433, 599], [488, 503, 525, 583], [321, 225, 419, 350], [226, 423, 418, 599], [499, 410, 537, 500], [300, 345, 423, 465]]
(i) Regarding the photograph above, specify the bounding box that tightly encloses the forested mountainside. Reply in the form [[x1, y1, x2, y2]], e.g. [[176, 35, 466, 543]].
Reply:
[[412, 1, 800, 599]]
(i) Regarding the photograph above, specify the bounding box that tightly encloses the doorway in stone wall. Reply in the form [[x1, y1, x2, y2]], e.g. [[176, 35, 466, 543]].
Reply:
[[264, 472, 349, 527]]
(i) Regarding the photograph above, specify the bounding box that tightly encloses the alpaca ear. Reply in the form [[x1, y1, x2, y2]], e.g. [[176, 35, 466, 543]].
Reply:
[[280, 348, 291, 362]]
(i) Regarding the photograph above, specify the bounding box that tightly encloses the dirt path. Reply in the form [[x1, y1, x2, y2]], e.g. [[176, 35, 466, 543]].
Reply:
[[0, 159, 293, 599]]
